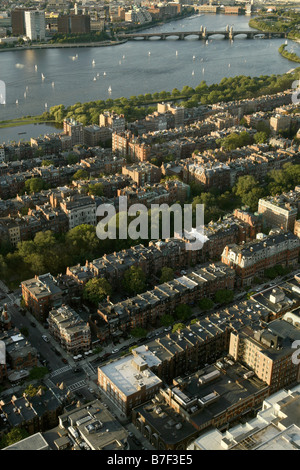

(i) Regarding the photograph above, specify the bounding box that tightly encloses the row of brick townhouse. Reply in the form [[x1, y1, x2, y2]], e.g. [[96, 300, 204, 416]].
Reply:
[[95, 262, 235, 337]]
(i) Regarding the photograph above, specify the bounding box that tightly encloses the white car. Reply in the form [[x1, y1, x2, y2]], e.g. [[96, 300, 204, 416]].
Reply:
[[112, 348, 119, 354], [42, 335, 49, 343]]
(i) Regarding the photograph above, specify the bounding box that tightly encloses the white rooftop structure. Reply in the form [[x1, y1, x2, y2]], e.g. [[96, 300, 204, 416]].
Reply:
[[187, 384, 300, 450], [99, 352, 162, 397]]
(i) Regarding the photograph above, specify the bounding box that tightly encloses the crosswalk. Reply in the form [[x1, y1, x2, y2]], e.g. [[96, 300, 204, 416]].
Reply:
[[68, 380, 86, 392], [50, 365, 73, 378], [82, 362, 97, 376]]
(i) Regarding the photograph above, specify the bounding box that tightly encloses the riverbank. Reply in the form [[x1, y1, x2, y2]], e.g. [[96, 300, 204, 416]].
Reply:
[[0, 39, 128, 54], [2, 70, 299, 135], [0, 117, 56, 129], [279, 44, 300, 63], [249, 15, 300, 41], [0, 11, 196, 54]]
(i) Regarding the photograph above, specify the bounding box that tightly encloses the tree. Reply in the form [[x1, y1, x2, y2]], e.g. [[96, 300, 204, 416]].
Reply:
[[160, 267, 174, 284], [122, 266, 146, 295], [67, 153, 79, 165], [254, 131, 269, 144], [160, 314, 174, 327], [198, 298, 214, 311], [41, 159, 54, 167], [88, 183, 104, 197], [0, 428, 29, 449], [172, 323, 185, 333], [131, 327, 147, 338], [24, 177, 44, 194], [242, 186, 265, 212], [73, 169, 89, 181], [28, 367, 49, 380], [83, 278, 112, 305], [233, 175, 262, 210], [214, 289, 234, 305], [65, 224, 100, 265], [24, 384, 40, 397], [174, 304, 192, 322]]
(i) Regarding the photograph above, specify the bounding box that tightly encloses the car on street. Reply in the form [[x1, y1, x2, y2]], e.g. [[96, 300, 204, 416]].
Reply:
[[62, 358, 68, 364], [42, 335, 49, 343], [30, 321, 36, 328], [112, 348, 119, 354]]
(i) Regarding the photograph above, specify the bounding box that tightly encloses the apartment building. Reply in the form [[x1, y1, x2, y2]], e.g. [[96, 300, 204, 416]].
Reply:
[[122, 162, 161, 187], [63, 119, 84, 146], [229, 318, 300, 394], [60, 195, 97, 229], [0, 387, 64, 437], [24, 10, 46, 41], [98, 348, 163, 415], [112, 131, 151, 162], [48, 304, 91, 354], [99, 111, 126, 134], [83, 125, 112, 147], [270, 114, 292, 132], [221, 232, 300, 286], [22, 274, 63, 322], [57, 13, 90, 34], [258, 189, 300, 232]]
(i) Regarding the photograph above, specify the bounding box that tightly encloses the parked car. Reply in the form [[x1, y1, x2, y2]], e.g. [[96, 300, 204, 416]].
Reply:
[[62, 358, 68, 364], [42, 335, 49, 343], [30, 321, 36, 328]]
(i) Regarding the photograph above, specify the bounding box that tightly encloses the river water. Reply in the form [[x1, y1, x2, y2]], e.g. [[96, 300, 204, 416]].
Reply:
[[0, 13, 299, 142]]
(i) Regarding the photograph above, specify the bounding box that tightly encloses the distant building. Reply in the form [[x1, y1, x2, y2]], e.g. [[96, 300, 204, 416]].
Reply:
[[24, 10, 46, 41], [122, 162, 161, 186], [57, 14, 90, 34], [83, 125, 112, 147], [270, 114, 292, 132], [63, 119, 84, 146], [99, 111, 126, 134], [11, 8, 27, 36]]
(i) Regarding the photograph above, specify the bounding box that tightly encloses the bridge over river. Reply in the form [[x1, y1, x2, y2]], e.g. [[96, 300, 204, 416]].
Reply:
[[118, 26, 287, 41]]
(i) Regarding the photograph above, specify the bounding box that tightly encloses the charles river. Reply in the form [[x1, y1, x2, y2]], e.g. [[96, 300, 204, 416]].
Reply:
[[1, 13, 300, 143]]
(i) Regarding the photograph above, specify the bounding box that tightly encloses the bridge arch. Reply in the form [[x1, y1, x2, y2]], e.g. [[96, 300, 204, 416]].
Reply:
[[234, 33, 249, 39], [207, 33, 226, 40], [184, 33, 200, 40]]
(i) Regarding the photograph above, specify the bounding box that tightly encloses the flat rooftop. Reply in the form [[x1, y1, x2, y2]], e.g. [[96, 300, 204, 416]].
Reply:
[[3, 432, 49, 451], [99, 355, 162, 397]]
